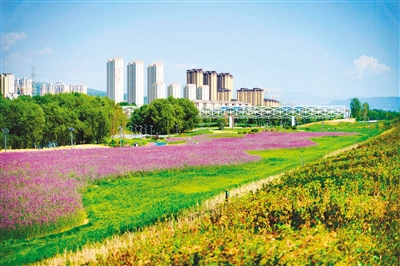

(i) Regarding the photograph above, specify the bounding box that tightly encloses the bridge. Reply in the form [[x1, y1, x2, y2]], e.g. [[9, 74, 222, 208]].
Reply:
[[199, 105, 349, 121]]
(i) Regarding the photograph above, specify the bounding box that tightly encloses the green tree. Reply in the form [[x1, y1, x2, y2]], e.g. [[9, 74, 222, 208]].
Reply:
[[167, 97, 200, 132], [147, 99, 177, 134], [7, 98, 45, 149], [361, 102, 370, 122], [350, 98, 361, 120]]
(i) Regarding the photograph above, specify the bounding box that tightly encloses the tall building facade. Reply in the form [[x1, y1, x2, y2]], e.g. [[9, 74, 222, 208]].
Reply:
[[150, 82, 166, 102], [70, 84, 87, 94], [107, 58, 124, 103], [168, 83, 181, 98], [40, 80, 86, 95], [15, 78, 32, 96], [127, 61, 144, 106], [147, 63, 164, 104], [41, 80, 70, 95], [217, 89, 231, 101], [203, 71, 218, 101], [183, 84, 196, 100], [196, 85, 209, 101], [237, 88, 264, 106], [0, 73, 15, 96], [186, 69, 203, 88], [217, 73, 233, 101]]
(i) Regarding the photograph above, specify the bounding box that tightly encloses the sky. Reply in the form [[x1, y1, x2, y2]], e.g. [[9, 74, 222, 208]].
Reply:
[[1, 0, 399, 105]]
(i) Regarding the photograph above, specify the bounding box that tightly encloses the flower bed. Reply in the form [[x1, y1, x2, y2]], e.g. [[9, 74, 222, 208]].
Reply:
[[0, 131, 350, 236]]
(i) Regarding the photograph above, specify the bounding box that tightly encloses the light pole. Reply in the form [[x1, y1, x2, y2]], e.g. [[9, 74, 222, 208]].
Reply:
[[144, 124, 148, 135], [119, 125, 123, 147], [69, 127, 74, 147], [2, 128, 9, 152], [139, 125, 143, 146], [150, 125, 153, 137]]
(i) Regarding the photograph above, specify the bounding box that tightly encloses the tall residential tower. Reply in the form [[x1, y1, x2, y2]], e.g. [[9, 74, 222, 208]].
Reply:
[[107, 58, 124, 103], [147, 62, 164, 104], [127, 61, 144, 106]]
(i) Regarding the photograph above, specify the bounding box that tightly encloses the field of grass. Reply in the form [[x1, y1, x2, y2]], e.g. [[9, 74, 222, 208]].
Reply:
[[0, 122, 383, 265], [43, 123, 399, 265]]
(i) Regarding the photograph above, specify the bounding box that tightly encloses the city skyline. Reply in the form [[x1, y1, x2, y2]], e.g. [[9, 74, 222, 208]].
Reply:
[[1, 1, 398, 105]]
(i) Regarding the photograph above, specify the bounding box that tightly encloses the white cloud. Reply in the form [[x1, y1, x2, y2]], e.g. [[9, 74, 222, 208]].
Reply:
[[1, 32, 27, 51], [176, 62, 196, 69], [7, 52, 31, 63], [39, 45, 55, 55], [349, 55, 391, 78]]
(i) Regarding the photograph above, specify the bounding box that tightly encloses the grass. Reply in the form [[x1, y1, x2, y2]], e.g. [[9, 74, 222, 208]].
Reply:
[[1, 124, 379, 265]]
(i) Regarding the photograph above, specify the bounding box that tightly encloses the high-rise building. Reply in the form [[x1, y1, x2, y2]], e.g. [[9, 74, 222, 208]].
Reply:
[[183, 84, 196, 100], [217, 73, 233, 100], [147, 63, 164, 104], [196, 85, 209, 101], [186, 69, 203, 88], [127, 61, 144, 106], [0, 73, 16, 97], [17, 78, 32, 96], [107, 58, 124, 103], [264, 97, 280, 107], [70, 84, 87, 94], [203, 71, 218, 101], [168, 83, 181, 98], [41, 80, 70, 95], [217, 88, 231, 101], [150, 82, 166, 102], [237, 88, 264, 106]]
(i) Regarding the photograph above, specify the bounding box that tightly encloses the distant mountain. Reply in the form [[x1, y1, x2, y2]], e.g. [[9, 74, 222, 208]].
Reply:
[[87, 88, 107, 97], [329, 97, 399, 111]]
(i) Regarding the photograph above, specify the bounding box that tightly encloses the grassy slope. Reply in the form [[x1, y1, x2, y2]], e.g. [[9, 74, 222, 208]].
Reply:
[[1, 123, 379, 265], [71, 125, 398, 265]]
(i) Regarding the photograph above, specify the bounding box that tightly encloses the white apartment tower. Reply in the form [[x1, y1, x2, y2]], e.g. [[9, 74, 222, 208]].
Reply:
[[196, 85, 210, 101], [150, 82, 166, 102], [147, 62, 164, 104], [107, 58, 124, 103], [0, 73, 15, 97], [183, 84, 197, 100], [127, 61, 144, 106], [168, 83, 181, 98]]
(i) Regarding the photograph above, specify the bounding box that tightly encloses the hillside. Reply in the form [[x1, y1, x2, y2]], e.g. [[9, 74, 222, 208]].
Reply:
[[95, 125, 400, 265]]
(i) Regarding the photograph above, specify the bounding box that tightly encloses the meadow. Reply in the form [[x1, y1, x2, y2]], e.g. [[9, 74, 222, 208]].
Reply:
[[0, 122, 381, 264], [93, 125, 400, 265]]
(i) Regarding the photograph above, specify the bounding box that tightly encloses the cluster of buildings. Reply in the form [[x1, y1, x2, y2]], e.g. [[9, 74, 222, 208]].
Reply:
[[40, 80, 87, 95], [0, 73, 32, 99], [1, 73, 87, 99], [106, 58, 280, 108]]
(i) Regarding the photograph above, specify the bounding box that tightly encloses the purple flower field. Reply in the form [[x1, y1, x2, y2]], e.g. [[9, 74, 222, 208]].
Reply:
[[0, 131, 349, 232]]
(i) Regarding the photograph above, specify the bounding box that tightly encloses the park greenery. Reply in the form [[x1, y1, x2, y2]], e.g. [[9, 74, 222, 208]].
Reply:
[[96, 124, 399, 265], [350, 97, 399, 121], [128, 96, 200, 135], [0, 93, 126, 149], [1, 120, 397, 265]]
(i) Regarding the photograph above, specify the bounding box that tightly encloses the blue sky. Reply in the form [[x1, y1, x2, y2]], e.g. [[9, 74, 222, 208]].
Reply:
[[1, 0, 398, 105]]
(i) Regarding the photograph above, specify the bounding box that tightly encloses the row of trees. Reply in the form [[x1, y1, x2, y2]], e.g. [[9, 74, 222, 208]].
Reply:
[[0, 93, 126, 149], [129, 97, 200, 135], [350, 98, 400, 121]]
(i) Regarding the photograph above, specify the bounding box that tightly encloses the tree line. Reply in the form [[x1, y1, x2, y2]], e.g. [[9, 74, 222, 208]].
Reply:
[[0, 93, 126, 149], [128, 97, 200, 135], [350, 98, 400, 121]]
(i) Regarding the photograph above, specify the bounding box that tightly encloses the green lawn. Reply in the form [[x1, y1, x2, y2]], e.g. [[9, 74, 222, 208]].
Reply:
[[0, 124, 379, 265]]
